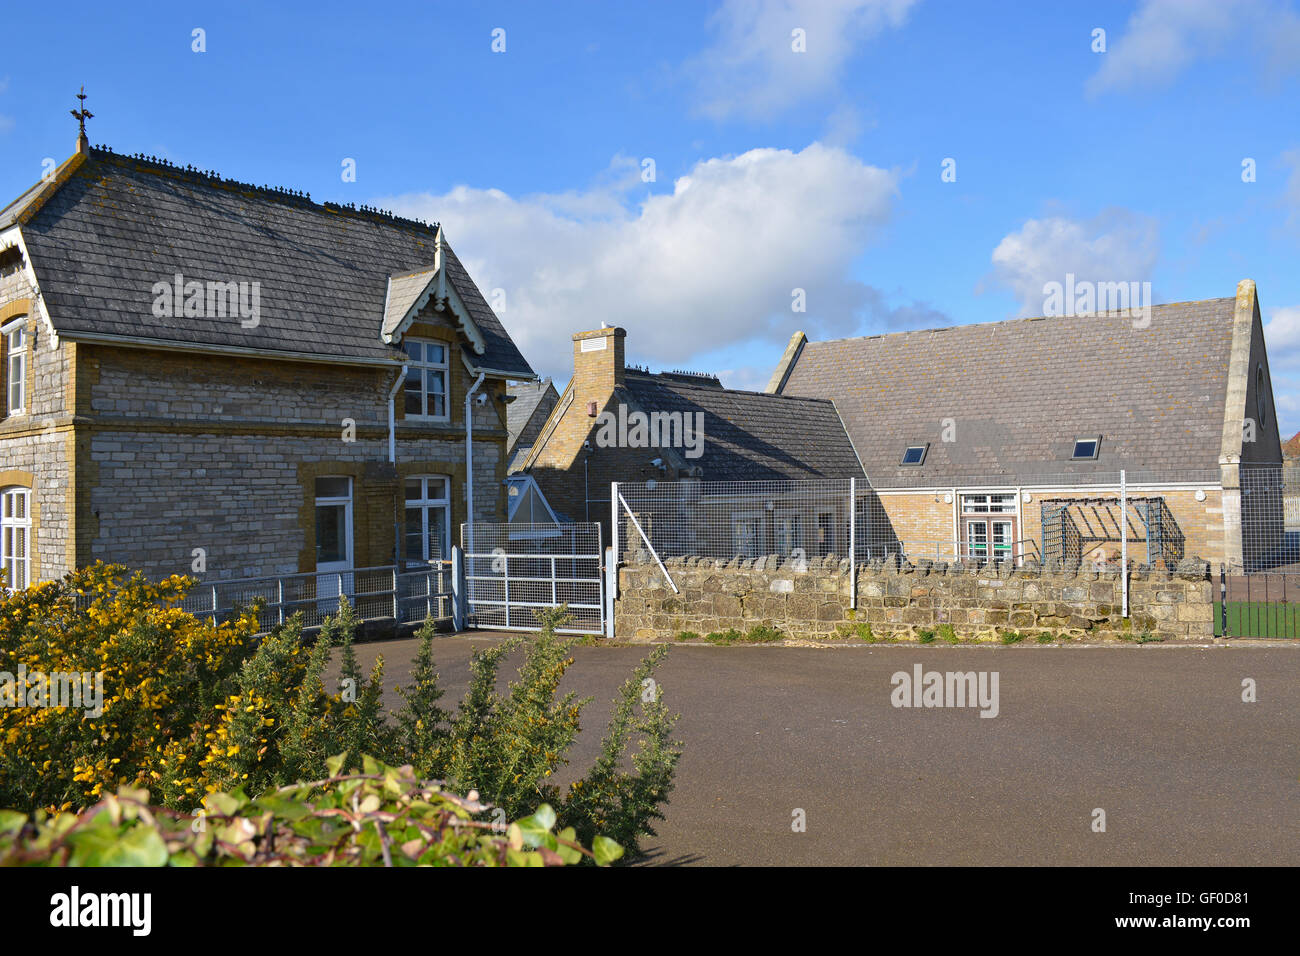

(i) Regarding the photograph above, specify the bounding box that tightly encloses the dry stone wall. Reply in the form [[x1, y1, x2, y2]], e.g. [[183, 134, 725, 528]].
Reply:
[[614, 553, 1215, 642]]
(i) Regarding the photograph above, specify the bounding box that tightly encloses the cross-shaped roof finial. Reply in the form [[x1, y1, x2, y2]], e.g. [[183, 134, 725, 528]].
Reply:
[[71, 86, 93, 153]]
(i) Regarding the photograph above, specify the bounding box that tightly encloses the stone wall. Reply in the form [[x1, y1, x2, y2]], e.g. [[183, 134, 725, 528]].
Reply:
[[614, 554, 1216, 642]]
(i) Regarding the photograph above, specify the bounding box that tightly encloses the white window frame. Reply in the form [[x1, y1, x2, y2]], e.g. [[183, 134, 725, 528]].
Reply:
[[4, 320, 26, 416], [1071, 436, 1100, 460], [962, 493, 1016, 514], [900, 443, 928, 466], [401, 338, 450, 422], [404, 475, 452, 567], [2, 487, 31, 590]]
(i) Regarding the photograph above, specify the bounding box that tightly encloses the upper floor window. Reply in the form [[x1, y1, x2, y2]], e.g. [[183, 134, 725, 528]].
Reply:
[[402, 339, 448, 420], [2, 487, 31, 590], [4, 321, 25, 415]]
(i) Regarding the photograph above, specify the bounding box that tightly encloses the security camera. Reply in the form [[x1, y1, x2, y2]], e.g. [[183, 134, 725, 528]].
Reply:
[[474, 392, 489, 406], [651, 457, 663, 468]]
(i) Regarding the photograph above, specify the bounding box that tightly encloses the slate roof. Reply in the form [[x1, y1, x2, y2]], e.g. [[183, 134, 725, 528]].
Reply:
[[622, 370, 864, 480], [507, 378, 559, 450], [12, 148, 532, 375], [778, 300, 1237, 485]]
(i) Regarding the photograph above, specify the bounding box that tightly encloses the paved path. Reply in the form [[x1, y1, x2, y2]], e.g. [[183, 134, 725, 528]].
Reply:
[[338, 633, 1300, 866]]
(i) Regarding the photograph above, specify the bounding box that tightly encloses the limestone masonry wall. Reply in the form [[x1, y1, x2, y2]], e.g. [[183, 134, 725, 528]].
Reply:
[[615, 554, 1215, 642]]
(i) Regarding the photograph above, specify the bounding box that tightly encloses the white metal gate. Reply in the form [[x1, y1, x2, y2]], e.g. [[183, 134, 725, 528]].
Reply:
[[461, 522, 605, 634]]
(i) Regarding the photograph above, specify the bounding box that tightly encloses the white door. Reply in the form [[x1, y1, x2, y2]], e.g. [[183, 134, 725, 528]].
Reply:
[[315, 476, 353, 608]]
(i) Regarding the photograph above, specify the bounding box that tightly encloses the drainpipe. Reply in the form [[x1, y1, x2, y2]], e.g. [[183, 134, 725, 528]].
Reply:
[[387, 364, 408, 464], [465, 371, 486, 554]]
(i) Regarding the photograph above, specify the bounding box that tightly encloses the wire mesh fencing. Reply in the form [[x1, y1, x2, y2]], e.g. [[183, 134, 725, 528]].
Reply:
[[616, 471, 1233, 573]]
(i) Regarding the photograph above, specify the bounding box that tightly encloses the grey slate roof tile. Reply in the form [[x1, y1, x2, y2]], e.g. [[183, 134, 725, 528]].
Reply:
[[779, 301, 1236, 484], [17, 149, 533, 376], [623, 371, 864, 480]]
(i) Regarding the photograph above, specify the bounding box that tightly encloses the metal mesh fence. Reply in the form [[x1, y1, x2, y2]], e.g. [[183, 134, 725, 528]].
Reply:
[[617, 471, 1233, 572], [461, 522, 604, 633], [1240, 463, 1291, 571]]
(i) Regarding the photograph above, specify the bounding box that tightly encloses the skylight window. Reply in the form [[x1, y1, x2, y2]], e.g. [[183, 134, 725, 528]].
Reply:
[[1072, 437, 1100, 460], [901, 444, 928, 466]]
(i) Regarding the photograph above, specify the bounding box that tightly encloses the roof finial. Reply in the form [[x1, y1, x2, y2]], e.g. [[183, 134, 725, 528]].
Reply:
[[71, 86, 93, 154]]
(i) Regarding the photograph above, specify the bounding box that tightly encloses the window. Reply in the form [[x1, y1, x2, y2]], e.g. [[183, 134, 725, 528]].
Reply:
[[733, 512, 761, 559], [405, 476, 451, 567], [962, 494, 1016, 514], [774, 511, 803, 557], [1071, 437, 1100, 460], [4, 322, 25, 415], [816, 511, 836, 556], [314, 477, 352, 568], [2, 488, 31, 589], [901, 444, 928, 466], [401, 339, 449, 420]]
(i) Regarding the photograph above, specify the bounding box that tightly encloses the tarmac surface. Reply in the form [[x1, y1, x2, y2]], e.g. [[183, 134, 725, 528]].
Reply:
[[335, 633, 1300, 866]]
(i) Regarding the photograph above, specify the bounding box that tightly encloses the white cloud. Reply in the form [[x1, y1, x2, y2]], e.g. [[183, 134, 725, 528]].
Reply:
[[1265, 305, 1300, 355], [378, 144, 902, 380], [1086, 0, 1300, 95], [689, 0, 916, 120], [988, 210, 1161, 317]]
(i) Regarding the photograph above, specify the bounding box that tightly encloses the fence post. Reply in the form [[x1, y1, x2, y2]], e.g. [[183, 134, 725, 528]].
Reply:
[[1219, 563, 1228, 638], [849, 477, 857, 610], [1120, 469, 1128, 618], [451, 545, 466, 631], [605, 545, 616, 640], [610, 481, 619, 590]]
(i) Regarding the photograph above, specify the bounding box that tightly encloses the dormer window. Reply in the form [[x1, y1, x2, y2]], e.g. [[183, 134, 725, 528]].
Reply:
[[1072, 437, 1100, 460], [900, 444, 928, 466], [401, 339, 449, 420]]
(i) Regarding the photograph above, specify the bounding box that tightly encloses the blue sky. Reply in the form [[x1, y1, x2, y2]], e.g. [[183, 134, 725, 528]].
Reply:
[[3, 0, 1300, 434]]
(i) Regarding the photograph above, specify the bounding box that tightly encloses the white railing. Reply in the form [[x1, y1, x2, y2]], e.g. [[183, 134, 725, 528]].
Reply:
[[174, 563, 454, 633]]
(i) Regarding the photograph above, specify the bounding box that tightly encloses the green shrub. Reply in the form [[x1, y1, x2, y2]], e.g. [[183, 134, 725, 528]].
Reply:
[[1136, 632, 1165, 644], [1035, 631, 1054, 644], [0, 755, 622, 867], [917, 629, 935, 644], [835, 621, 876, 643], [676, 631, 702, 642], [0, 570, 681, 858], [937, 624, 959, 644], [702, 625, 783, 645], [998, 630, 1026, 645]]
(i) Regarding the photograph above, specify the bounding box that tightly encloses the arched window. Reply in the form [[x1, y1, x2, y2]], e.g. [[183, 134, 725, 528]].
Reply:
[[2, 487, 31, 589], [404, 476, 451, 567]]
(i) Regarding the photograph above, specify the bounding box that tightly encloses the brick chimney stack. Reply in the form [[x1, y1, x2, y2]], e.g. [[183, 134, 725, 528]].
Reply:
[[571, 327, 626, 398]]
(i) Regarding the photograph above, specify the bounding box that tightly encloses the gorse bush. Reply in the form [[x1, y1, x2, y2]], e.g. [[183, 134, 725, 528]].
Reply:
[[0, 565, 681, 857]]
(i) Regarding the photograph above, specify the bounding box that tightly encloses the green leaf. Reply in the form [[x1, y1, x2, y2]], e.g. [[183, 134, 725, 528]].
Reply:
[[69, 823, 169, 867], [0, 810, 27, 836], [592, 836, 624, 866], [531, 803, 557, 832]]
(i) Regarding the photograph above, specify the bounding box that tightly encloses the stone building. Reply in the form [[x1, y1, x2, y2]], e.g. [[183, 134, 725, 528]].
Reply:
[[0, 135, 533, 586], [521, 325, 865, 545], [768, 281, 1284, 569]]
